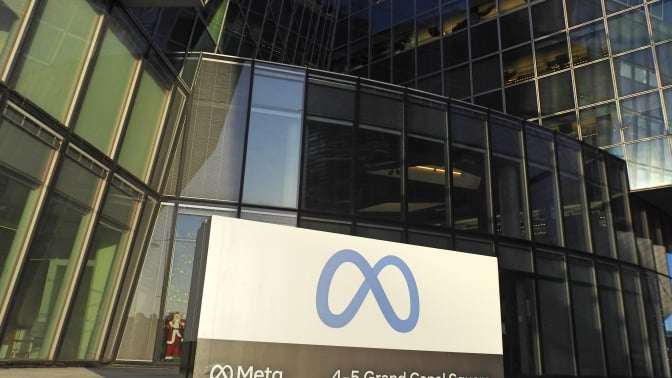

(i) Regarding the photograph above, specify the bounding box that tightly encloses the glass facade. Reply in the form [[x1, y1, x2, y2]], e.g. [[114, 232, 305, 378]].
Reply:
[[332, 0, 672, 191], [0, 2, 670, 378]]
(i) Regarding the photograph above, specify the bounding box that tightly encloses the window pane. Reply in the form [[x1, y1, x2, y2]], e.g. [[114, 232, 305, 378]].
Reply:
[[537, 253, 575, 375], [117, 205, 174, 361], [557, 139, 590, 251], [626, 138, 672, 190], [535, 33, 569, 76], [356, 126, 401, 221], [621, 268, 654, 377], [451, 108, 490, 233], [74, 11, 145, 156], [566, 0, 602, 26], [526, 128, 561, 245], [0, 151, 104, 360], [539, 72, 574, 116], [621, 92, 665, 141], [59, 180, 142, 360], [596, 263, 632, 376], [608, 9, 649, 54], [0, 115, 58, 325], [570, 21, 608, 66], [531, 0, 564, 38], [407, 135, 447, 227], [491, 117, 528, 239], [180, 61, 250, 201], [650, 0, 672, 43], [0, 0, 32, 76], [243, 65, 304, 208], [615, 49, 657, 97], [302, 117, 353, 214], [568, 259, 606, 376], [505, 81, 537, 119], [579, 102, 620, 147], [584, 147, 617, 257], [12, 0, 102, 122], [605, 156, 637, 263], [575, 61, 614, 106], [117, 55, 173, 181], [499, 8, 530, 49], [503, 44, 534, 86], [359, 87, 403, 129]]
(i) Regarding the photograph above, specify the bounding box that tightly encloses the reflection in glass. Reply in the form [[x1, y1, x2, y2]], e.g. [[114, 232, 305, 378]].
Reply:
[[0, 150, 104, 360], [180, 62, 250, 200], [472, 55, 501, 94], [531, 0, 564, 38], [650, 0, 672, 43], [59, 179, 141, 360], [356, 126, 401, 221], [74, 11, 145, 156], [117, 205, 174, 361], [626, 138, 672, 190], [407, 135, 447, 227], [568, 259, 606, 376], [539, 72, 574, 116], [243, 65, 304, 208], [566, 0, 602, 26], [12, 0, 103, 122], [499, 8, 530, 49], [537, 253, 574, 375], [579, 103, 621, 147], [557, 138, 590, 251], [656, 42, 672, 85], [615, 49, 657, 97], [570, 21, 608, 66], [0, 115, 58, 328], [535, 33, 569, 76], [470, 20, 498, 58], [526, 127, 561, 245], [596, 263, 632, 376], [608, 10, 649, 54], [605, 156, 637, 263], [0, 0, 31, 77], [117, 55, 173, 181], [302, 117, 353, 214], [583, 147, 616, 257], [542, 112, 578, 137], [505, 81, 537, 119], [620, 92, 664, 141], [451, 108, 490, 233], [621, 269, 653, 377], [503, 44, 534, 86], [491, 117, 528, 239], [575, 61, 614, 106]]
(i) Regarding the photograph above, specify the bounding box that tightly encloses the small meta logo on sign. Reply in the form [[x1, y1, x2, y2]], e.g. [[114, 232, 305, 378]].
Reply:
[[316, 249, 420, 332]]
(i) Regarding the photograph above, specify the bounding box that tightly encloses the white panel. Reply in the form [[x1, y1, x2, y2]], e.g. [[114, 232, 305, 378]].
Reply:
[[198, 216, 503, 355]]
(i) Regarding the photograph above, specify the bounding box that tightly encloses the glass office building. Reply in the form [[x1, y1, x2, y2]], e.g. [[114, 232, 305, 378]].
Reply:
[[0, 1, 671, 378]]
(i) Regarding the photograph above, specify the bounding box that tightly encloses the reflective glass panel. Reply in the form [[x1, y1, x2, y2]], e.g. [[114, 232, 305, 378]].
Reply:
[[531, 0, 564, 38], [0, 114, 58, 324], [74, 11, 145, 156], [242, 65, 304, 208], [59, 179, 142, 360], [499, 8, 530, 49], [407, 135, 447, 227], [12, 0, 103, 122], [626, 138, 672, 190], [505, 81, 537, 119], [656, 42, 672, 86], [0, 150, 104, 360], [621, 269, 654, 377], [566, 0, 602, 26], [117, 55, 173, 181], [608, 10, 649, 54], [535, 33, 569, 76], [537, 253, 574, 375], [579, 102, 621, 147], [605, 156, 637, 263], [614, 49, 657, 97], [575, 61, 614, 107], [117, 204, 174, 361], [444, 64, 470, 98], [539, 72, 574, 116], [0, 0, 31, 77], [302, 117, 353, 214], [557, 139, 590, 251], [583, 147, 616, 257], [356, 126, 401, 222], [180, 61, 250, 201], [568, 259, 606, 376], [526, 127, 561, 245], [596, 263, 632, 376], [503, 44, 534, 86], [491, 117, 528, 239], [620, 92, 665, 142], [650, 0, 672, 42], [570, 21, 608, 66], [451, 108, 490, 233], [472, 55, 501, 94]]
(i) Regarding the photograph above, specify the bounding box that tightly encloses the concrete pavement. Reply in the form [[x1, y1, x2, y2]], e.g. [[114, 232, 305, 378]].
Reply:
[[0, 365, 179, 377]]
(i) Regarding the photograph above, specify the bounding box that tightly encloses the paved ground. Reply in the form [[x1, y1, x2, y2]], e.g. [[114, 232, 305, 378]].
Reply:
[[0, 365, 179, 377]]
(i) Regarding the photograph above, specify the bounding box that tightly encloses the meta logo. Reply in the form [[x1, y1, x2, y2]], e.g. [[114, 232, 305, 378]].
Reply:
[[316, 249, 420, 332]]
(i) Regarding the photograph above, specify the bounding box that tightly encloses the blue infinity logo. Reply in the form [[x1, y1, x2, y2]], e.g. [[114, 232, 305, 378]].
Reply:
[[316, 249, 419, 333]]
